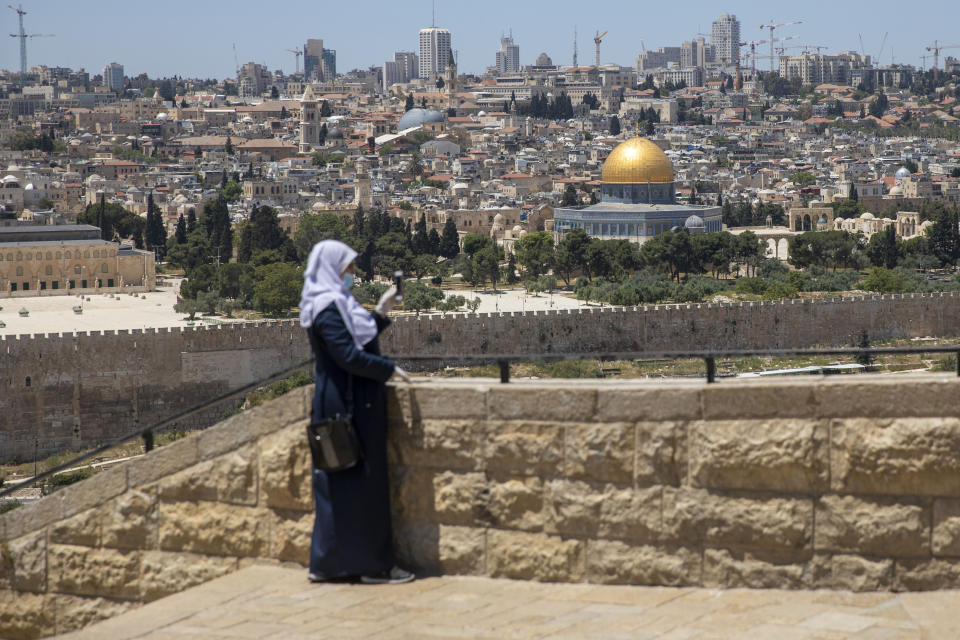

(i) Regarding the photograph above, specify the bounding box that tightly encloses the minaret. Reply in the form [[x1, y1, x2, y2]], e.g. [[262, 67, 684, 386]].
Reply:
[[445, 48, 457, 113], [299, 85, 319, 153]]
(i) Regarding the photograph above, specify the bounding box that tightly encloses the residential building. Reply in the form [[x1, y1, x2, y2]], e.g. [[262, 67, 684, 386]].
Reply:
[[496, 35, 520, 74], [237, 62, 271, 98], [322, 48, 337, 79], [711, 14, 740, 65], [304, 39, 325, 82], [102, 62, 124, 91], [779, 52, 871, 86], [419, 27, 451, 80], [636, 47, 682, 72], [383, 51, 419, 90]]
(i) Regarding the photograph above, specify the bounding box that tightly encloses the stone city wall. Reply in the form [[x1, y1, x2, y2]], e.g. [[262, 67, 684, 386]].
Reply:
[[4, 292, 960, 463], [4, 376, 960, 639]]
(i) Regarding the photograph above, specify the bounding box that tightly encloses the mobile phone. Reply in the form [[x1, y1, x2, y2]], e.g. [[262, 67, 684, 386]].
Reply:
[[394, 271, 404, 302]]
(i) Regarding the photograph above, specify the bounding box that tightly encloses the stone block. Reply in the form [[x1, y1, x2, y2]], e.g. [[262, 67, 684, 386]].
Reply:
[[812, 553, 894, 591], [437, 525, 486, 575], [127, 436, 198, 489], [586, 540, 700, 586], [268, 509, 313, 565], [196, 412, 257, 460], [831, 418, 960, 496], [258, 421, 312, 512], [158, 502, 269, 557], [662, 488, 812, 551], [390, 466, 437, 523], [487, 387, 596, 423], [689, 419, 829, 493], [635, 421, 686, 487], [544, 479, 605, 537], [483, 421, 564, 476], [487, 530, 584, 582], [3, 492, 61, 541], [487, 476, 544, 531], [385, 385, 412, 428], [596, 388, 701, 422], [48, 544, 141, 599], [895, 557, 960, 591], [390, 419, 482, 471], [243, 384, 310, 437], [703, 548, 811, 589], [598, 486, 661, 543], [0, 590, 54, 640], [816, 379, 960, 419], [59, 463, 127, 518], [53, 594, 136, 635], [433, 471, 487, 527], [701, 384, 818, 420], [815, 495, 929, 558], [159, 459, 218, 502], [565, 422, 634, 484], [101, 488, 158, 551], [932, 499, 960, 557], [409, 385, 487, 420], [392, 522, 439, 572], [0, 530, 46, 593], [140, 551, 239, 602], [50, 506, 101, 547]]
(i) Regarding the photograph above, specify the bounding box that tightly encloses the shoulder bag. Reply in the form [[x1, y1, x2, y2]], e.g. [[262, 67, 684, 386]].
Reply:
[[307, 373, 363, 472]]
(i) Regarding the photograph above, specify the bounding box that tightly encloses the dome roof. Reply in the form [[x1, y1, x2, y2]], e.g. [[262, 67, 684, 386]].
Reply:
[[601, 137, 674, 184], [895, 167, 911, 179], [889, 185, 903, 196], [861, 212, 875, 219], [684, 215, 705, 230], [397, 108, 444, 131], [535, 53, 553, 67], [326, 126, 343, 139]]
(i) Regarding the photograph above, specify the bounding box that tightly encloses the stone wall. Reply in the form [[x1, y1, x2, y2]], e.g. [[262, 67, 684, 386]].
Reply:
[[5, 376, 960, 638], [5, 292, 960, 463]]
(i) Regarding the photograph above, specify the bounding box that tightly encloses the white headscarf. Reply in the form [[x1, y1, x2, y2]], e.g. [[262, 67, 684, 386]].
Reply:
[[299, 240, 378, 348]]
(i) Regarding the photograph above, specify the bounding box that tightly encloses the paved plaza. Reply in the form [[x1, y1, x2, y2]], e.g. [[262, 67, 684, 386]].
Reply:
[[58, 564, 959, 639]]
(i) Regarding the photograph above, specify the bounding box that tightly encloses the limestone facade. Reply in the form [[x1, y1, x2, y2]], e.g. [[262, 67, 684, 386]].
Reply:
[[5, 377, 960, 638]]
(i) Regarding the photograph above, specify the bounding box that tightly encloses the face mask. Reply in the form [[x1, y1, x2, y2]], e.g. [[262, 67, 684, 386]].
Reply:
[[342, 273, 355, 289]]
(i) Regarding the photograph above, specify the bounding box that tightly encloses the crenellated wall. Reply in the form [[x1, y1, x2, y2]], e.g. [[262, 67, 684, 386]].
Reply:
[[4, 376, 960, 639], [4, 292, 960, 463]]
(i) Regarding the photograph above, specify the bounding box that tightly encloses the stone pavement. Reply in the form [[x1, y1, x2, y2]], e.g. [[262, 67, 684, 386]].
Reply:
[[57, 564, 960, 639]]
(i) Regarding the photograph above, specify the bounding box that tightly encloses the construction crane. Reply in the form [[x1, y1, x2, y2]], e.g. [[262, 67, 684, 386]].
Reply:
[[919, 54, 930, 71], [594, 29, 607, 69], [737, 40, 768, 76], [802, 45, 827, 55], [8, 4, 53, 87], [286, 48, 302, 75], [776, 44, 805, 56], [232, 43, 240, 76], [926, 40, 960, 74], [759, 19, 802, 72]]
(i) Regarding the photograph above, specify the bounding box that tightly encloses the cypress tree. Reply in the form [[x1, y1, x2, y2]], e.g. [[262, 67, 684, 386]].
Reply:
[[439, 218, 460, 258], [175, 213, 187, 243], [186, 208, 197, 233]]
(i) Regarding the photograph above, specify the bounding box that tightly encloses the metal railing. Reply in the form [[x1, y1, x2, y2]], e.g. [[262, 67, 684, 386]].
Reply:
[[3, 343, 959, 500]]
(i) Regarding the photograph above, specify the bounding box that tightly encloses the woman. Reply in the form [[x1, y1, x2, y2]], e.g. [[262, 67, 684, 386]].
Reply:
[[299, 239, 414, 585]]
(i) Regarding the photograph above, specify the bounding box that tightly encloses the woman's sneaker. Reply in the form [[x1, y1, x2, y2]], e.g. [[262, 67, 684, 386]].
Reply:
[[360, 566, 415, 585]]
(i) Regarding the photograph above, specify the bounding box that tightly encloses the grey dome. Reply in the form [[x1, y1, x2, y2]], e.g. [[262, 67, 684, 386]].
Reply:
[[536, 52, 553, 66], [895, 166, 911, 179], [326, 126, 343, 139], [684, 214, 705, 230], [398, 108, 444, 130]]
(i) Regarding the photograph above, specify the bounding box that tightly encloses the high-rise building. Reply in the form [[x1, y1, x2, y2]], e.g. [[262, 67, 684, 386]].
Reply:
[[383, 51, 419, 90], [419, 27, 451, 80], [495, 35, 520, 73], [711, 14, 741, 65], [103, 62, 124, 91], [238, 62, 271, 98], [303, 39, 325, 82], [322, 48, 336, 79]]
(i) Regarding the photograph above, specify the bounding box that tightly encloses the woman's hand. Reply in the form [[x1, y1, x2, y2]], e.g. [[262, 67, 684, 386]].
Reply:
[[375, 286, 401, 316], [392, 365, 412, 383]]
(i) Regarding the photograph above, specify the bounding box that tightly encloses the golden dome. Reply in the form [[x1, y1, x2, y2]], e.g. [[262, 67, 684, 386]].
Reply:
[[601, 137, 674, 184]]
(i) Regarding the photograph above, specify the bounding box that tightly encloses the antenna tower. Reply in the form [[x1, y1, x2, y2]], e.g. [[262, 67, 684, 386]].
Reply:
[[573, 26, 578, 67]]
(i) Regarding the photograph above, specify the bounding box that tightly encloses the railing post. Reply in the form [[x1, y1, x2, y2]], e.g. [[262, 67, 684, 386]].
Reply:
[[705, 356, 716, 384], [956, 350, 960, 377], [498, 359, 510, 384], [143, 429, 154, 453]]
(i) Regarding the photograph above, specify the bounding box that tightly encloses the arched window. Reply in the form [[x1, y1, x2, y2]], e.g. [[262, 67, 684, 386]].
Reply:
[[65, 251, 71, 259], [26, 253, 32, 261], [84, 251, 90, 258], [16, 266, 23, 276], [101, 263, 108, 273], [16, 252, 22, 260], [74, 265, 81, 274], [46, 252, 52, 260], [55, 252, 61, 259], [45, 265, 52, 276]]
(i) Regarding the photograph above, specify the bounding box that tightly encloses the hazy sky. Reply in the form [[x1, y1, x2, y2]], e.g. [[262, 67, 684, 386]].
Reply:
[[7, 0, 958, 79]]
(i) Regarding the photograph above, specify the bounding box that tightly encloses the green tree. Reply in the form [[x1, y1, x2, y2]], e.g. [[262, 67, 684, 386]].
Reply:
[[175, 213, 188, 244], [473, 246, 500, 291], [927, 208, 960, 268], [78, 200, 144, 246], [293, 213, 350, 260], [237, 205, 293, 263], [860, 267, 908, 293], [439, 219, 460, 258], [144, 191, 167, 258], [791, 171, 816, 186], [202, 195, 233, 265], [252, 262, 303, 315], [849, 184, 858, 202], [553, 228, 590, 285], [186, 208, 197, 233], [513, 231, 555, 279], [865, 225, 902, 269], [405, 93, 414, 110], [412, 214, 432, 254], [220, 180, 242, 202], [561, 183, 579, 207], [609, 115, 621, 135], [462, 232, 491, 257], [402, 280, 444, 315]]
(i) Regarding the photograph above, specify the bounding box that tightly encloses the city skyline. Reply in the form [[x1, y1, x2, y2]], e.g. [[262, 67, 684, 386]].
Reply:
[[3, 0, 958, 80]]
